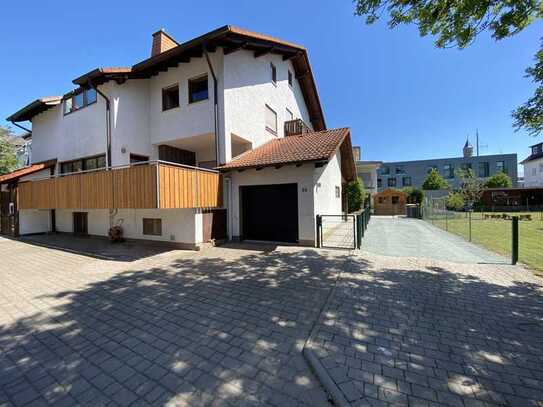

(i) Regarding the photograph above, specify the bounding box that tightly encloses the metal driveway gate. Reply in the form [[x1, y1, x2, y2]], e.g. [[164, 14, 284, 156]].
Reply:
[[316, 215, 356, 249]]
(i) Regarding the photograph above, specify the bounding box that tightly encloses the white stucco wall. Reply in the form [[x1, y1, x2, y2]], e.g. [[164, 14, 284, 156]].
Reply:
[[227, 164, 316, 244], [523, 159, 543, 187], [19, 210, 51, 235], [31, 97, 107, 168], [54, 208, 202, 244], [314, 152, 343, 216], [223, 50, 312, 162], [148, 53, 222, 147]]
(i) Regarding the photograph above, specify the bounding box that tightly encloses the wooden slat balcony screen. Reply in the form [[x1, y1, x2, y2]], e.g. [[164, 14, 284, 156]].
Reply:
[[18, 162, 221, 210]]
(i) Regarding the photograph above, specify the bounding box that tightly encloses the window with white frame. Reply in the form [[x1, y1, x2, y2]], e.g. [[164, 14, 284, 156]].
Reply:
[[286, 108, 294, 121], [265, 105, 277, 134]]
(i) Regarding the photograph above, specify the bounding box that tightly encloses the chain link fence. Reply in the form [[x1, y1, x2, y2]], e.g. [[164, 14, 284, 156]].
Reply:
[[423, 197, 543, 272]]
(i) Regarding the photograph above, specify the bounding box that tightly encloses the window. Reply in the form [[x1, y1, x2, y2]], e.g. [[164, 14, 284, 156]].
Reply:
[[130, 154, 149, 164], [496, 161, 506, 174], [461, 163, 472, 171], [63, 88, 97, 115], [162, 84, 179, 111], [478, 162, 490, 177], [335, 186, 340, 198], [378, 197, 384, 204], [60, 154, 106, 174], [143, 218, 162, 236], [388, 178, 396, 187], [188, 75, 208, 104], [539, 163, 543, 173], [377, 178, 382, 188], [532, 144, 542, 155], [271, 63, 277, 84], [402, 176, 411, 187], [443, 164, 454, 178], [533, 167, 537, 176], [395, 166, 405, 174], [288, 70, 293, 87], [392, 196, 399, 204], [265, 105, 277, 134], [381, 167, 390, 175], [286, 108, 294, 121]]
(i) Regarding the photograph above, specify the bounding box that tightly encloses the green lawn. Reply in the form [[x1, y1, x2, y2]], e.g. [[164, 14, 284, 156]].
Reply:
[[428, 212, 543, 272]]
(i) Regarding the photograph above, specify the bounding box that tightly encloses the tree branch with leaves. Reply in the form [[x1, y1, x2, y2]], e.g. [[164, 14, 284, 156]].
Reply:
[[0, 126, 18, 175]]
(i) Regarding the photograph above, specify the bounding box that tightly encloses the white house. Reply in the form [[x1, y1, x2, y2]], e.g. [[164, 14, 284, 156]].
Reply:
[[521, 142, 543, 187], [1, 26, 356, 248]]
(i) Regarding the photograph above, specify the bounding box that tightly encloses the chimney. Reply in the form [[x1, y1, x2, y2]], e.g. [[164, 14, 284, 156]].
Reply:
[[151, 29, 179, 57], [352, 146, 361, 162]]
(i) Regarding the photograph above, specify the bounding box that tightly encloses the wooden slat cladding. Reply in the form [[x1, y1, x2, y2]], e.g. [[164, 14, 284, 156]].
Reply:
[[17, 163, 220, 210], [158, 164, 221, 209]]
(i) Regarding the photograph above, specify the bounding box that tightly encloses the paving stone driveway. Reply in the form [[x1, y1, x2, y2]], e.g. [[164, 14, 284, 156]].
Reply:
[[0, 237, 348, 406], [307, 252, 543, 406]]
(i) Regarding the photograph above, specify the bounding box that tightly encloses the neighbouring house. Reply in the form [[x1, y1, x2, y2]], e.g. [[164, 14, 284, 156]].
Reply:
[[15, 132, 32, 167], [1, 25, 356, 247], [352, 146, 382, 197], [373, 189, 406, 216], [521, 142, 543, 187], [377, 139, 517, 191]]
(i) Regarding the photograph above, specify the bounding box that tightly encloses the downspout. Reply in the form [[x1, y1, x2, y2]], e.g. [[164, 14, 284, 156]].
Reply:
[[10, 122, 32, 135], [88, 80, 115, 229], [203, 47, 221, 166], [88, 80, 112, 169]]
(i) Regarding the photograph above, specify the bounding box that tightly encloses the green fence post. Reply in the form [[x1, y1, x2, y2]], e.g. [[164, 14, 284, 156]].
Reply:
[[468, 210, 472, 242], [357, 214, 363, 249], [512, 216, 518, 265]]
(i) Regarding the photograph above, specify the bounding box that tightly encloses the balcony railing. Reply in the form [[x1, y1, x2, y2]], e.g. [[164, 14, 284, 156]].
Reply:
[[18, 161, 221, 210], [284, 119, 311, 137]]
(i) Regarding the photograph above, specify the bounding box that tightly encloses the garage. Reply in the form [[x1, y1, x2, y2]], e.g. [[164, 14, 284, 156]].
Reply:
[[240, 184, 299, 243]]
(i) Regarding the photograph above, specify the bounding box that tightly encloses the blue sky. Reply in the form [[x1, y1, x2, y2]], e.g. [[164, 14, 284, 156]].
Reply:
[[1, 0, 541, 173]]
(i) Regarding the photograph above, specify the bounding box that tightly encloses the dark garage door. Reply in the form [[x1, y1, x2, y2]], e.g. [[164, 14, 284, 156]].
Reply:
[[241, 184, 298, 243]]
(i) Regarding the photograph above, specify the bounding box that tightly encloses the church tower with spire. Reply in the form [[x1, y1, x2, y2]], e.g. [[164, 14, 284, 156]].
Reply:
[[463, 137, 473, 158]]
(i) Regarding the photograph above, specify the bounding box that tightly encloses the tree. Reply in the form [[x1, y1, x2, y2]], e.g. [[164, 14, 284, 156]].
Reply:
[[346, 178, 366, 212], [485, 171, 513, 188], [401, 186, 424, 203], [422, 169, 448, 190], [0, 126, 18, 175], [457, 168, 484, 209], [446, 192, 465, 211], [354, 0, 543, 135]]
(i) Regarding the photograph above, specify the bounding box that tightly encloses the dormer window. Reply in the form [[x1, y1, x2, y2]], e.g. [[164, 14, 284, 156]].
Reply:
[[63, 88, 97, 115], [532, 144, 542, 155], [271, 63, 277, 85]]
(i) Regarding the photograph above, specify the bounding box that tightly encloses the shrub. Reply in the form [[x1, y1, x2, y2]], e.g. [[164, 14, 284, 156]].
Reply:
[[446, 192, 464, 211], [485, 172, 513, 188], [346, 178, 366, 212], [422, 169, 448, 190]]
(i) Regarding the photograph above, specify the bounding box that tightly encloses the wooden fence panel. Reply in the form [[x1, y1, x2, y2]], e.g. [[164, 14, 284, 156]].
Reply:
[[81, 171, 114, 209], [113, 165, 157, 209]]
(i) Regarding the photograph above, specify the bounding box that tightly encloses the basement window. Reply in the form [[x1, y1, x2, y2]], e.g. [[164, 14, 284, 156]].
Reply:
[[162, 84, 180, 111], [143, 218, 162, 236], [188, 75, 209, 104]]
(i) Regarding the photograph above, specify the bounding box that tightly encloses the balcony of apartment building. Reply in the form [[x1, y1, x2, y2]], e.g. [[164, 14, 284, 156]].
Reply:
[[17, 160, 221, 211]]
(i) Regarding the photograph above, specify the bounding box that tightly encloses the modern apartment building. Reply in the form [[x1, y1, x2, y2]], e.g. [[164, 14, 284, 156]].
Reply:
[[521, 142, 543, 187], [377, 139, 517, 191], [0, 26, 356, 247], [352, 146, 382, 195]]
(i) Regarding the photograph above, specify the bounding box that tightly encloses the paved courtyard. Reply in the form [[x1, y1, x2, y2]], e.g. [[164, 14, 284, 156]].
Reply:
[[0, 237, 346, 406], [361, 217, 507, 264], [306, 251, 543, 406]]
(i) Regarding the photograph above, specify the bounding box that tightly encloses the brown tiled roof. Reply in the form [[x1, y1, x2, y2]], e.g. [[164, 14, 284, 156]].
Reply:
[[0, 160, 56, 184], [220, 128, 350, 170], [6, 97, 62, 122]]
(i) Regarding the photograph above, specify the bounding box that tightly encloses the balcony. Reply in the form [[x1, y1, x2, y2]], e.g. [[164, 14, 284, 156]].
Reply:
[[284, 119, 312, 137], [18, 161, 221, 210]]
